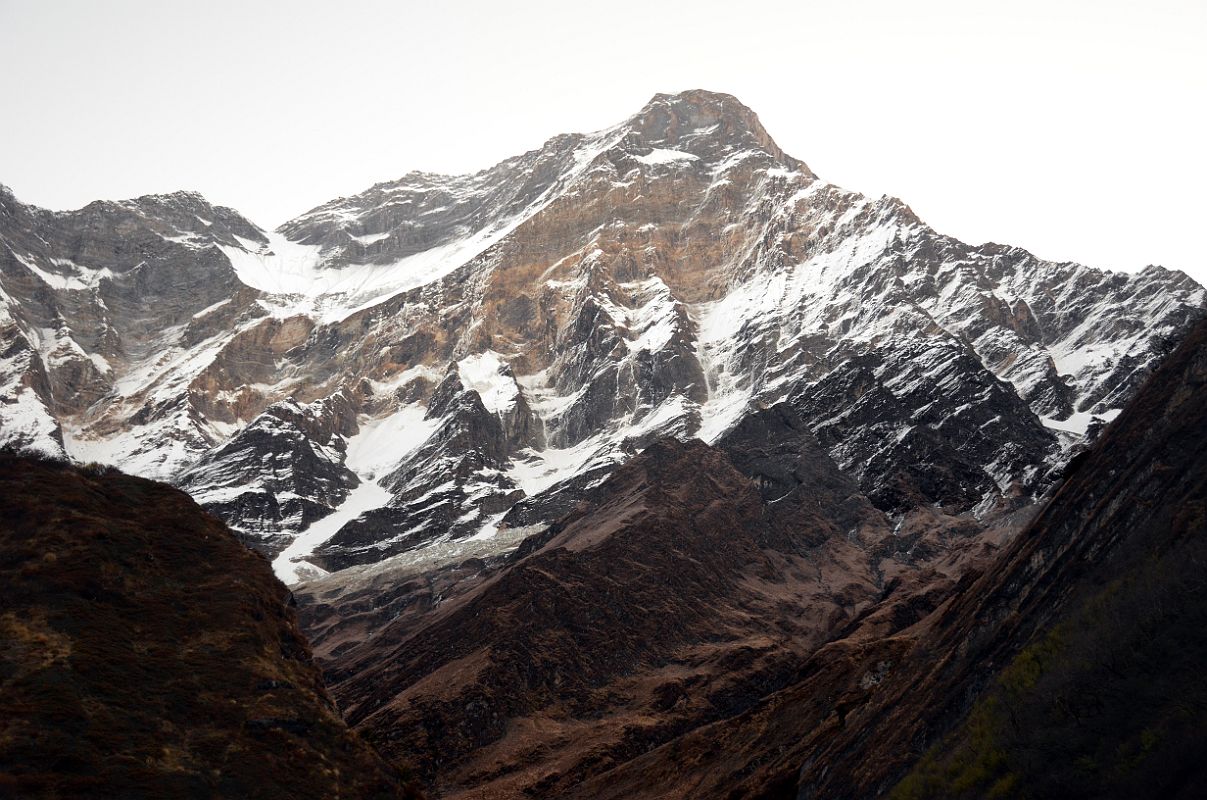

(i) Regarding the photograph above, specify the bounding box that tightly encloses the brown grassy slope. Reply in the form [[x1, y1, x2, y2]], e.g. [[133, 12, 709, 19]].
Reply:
[[309, 430, 905, 799], [0, 455, 422, 800]]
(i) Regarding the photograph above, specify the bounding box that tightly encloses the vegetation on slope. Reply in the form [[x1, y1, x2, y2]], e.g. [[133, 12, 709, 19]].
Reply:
[[893, 522, 1207, 799], [891, 319, 1207, 800], [0, 453, 422, 799]]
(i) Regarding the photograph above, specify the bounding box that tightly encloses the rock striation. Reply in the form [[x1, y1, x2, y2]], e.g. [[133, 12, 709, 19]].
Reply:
[[0, 90, 1203, 582], [560, 316, 1207, 800]]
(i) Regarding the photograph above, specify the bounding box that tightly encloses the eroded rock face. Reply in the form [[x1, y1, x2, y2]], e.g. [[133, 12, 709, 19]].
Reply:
[[0, 185, 270, 476], [557, 319, 1207, 800], [178, 393, 361, 555], [717, 404, 883, 546], [1, 90, 1203, 581], [310, 370, 527, 571]]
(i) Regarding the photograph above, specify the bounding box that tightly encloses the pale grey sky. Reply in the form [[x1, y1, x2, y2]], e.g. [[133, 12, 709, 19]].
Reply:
[[1, 0, 1203, 281]]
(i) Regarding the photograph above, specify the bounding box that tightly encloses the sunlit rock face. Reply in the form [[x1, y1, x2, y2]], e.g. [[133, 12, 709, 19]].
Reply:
[[1, 90, 1203, 580]]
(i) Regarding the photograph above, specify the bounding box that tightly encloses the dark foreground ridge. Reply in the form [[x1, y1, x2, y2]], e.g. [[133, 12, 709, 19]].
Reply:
[[885, 312, 1207, 798], [0, 455, 422, 799]]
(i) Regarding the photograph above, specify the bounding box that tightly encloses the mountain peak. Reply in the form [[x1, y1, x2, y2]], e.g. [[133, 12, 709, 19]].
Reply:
[[126, 189, 219, 211], [644, 88, 750, 113], [625, 89, 803, 171]]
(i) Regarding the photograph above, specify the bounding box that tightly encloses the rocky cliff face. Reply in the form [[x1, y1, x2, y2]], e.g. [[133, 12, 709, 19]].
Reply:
[[0, 90, 1202, 584], [0, 454, 421, 799], [556, 317, 1207, 800]]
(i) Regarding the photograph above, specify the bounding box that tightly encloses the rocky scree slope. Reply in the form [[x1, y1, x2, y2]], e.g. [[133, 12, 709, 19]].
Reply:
[[0, 90, 1202, 584], [0, 453, 422, 799]]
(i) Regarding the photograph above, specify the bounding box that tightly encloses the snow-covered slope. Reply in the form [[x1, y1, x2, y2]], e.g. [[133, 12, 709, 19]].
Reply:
[[1, 91, 1203, 581]]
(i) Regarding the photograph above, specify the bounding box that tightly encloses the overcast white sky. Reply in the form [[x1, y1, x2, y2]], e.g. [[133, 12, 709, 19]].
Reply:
[[1, 0, 1203, 281]]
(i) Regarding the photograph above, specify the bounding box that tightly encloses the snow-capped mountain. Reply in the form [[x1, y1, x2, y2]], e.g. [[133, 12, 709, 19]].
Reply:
[[1, 90, 1202, 582]]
